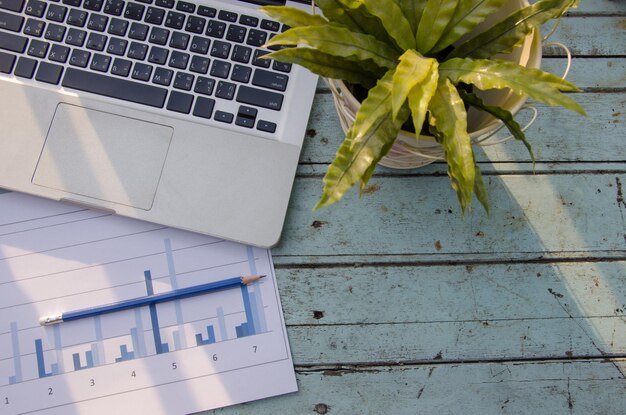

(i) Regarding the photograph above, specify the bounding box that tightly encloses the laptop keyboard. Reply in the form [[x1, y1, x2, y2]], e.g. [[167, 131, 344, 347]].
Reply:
[[0, 0, 299, 134]]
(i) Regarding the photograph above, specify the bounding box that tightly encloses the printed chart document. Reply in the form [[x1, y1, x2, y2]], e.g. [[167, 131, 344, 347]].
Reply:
[[0, 192, 297, 414]]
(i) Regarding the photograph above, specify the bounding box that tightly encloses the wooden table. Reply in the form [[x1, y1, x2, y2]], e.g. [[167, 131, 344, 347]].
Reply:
[[209, 1, 626, 414]]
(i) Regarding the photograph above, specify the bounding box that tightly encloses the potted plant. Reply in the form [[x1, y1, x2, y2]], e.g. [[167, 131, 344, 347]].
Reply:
[[261, 0, 585, 213]]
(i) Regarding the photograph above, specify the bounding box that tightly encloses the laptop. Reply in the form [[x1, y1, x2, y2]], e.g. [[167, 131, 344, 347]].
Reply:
[[0, 0, 317, 247]]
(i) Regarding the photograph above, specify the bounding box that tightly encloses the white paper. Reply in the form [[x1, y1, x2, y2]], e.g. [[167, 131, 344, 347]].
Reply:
[[0, 192, 297, 414]]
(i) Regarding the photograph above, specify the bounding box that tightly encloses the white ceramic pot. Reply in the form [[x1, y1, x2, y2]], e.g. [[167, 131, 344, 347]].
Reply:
[[329, 0, 543, 169]]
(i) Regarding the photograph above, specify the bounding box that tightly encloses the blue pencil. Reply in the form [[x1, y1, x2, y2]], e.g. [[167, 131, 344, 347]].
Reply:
[[39, 275, 265, 326]]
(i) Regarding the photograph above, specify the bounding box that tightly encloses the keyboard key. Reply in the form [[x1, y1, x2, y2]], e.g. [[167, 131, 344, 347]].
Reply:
[[0, 30, 27, 52], [131, 61, 152, 80], [235, 115, 254, 128], [169, 31, 188, 49], [226, 24, 246, 43], [260, 19, 279, 32], [124, 2, 145, 20], [185, 15, 205, 34], [238, 105, 256, 118], [87, 13, 108, 31], [192, 96, 214, 119], [189, 35, 209, 54], [217, 10, 237, 23], [189, 54, 208, 74], [147, 45, 167, 64], [176, 1, 194, 13], [35, 62, 63, 85], [193, 76, 214, 95], [148, 26, 169, 44], [231, 64, 251, 83], [232, 44, 251, 63], [69, 49, 90, 67], [257, 119, 276, 133], [236, 85, 283, 111], [173, 71, 193, 90], [152, 66, 172, 85], [83, 0, 104, 11], [22, 18, 44, 37], [252, 68, 288, 91], [63, 67, 168, 107], [246, 29, 267, 47], [164, 10, 184, 29], [166, 90, 193, 113], [65, 27, 86, 46], [144, 6, 164, 25], [252, 49, 271, 68], [0, 10, 24, 32], [214, 110, 233, 123], [86, 32, 107, 50], [239, 15, 258, 27], [103, 0, 124, 16], [210, 59, 229, 78], [26, 38, 48, 57], [24, 0, 45, 16], [67, 8, 87, 27], [44, 23, 65, 41], [155, 0, 174, 8], [0, 50, 16, 73], [205, 20, 225, 38], [168, 50, 188, 69], [210, 40, 229, 58], [215, 80, 235, 100], [273, 60, 292, 73], [45, 4, 67, 22], [0, 0, 24, 12], [14, 56, 36, 78], [197, 6, 215, 18], [107, 17, 128, 35], [107, 37, 127, 55], [128, 21, 148, 40], [90, 52, 111, 71], [48, 43, 69, 62], [127, 41, 148, 59], [62, 0, 82, 6], [111, 57, 131, 76]]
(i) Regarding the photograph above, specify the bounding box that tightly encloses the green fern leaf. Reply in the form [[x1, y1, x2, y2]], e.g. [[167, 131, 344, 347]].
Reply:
[[473, 163, 489, 214], [459, 90, 535, 166], [415, 0, 459, 54], [315, 70, 410, 208], [430, 0, 507, 54], [315, 0, 393, 44], [440, 58, 586, 115], [360, 0, 416, 51], [391, 50, 437, 120], [265, 48, 381, 88], [264, 25, 400, 69], [260, 6, 329, 28], [407, 63, 439, 137], [428, 78, 475, 213], [449, 0, 577, 59]]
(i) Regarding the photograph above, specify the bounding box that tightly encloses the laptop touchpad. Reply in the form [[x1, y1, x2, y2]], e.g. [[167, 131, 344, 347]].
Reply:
[[33, 103, 173, 210]]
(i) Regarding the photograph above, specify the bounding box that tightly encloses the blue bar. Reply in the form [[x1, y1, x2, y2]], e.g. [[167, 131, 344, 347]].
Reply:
[[144, 270, 169, 354], [52, 325, 64, 373], [115, 344, 135, 362], [246, 246, 267, 332], [195, 325, 216, 346], [133, 309, 147, 358], [72, 349, 94, 370], [35, 339, 53, 378], [240, 284, 255, 336], [93, 316, 104, 366], [9, 322, 22, 384], [217, 307, 228, 341]]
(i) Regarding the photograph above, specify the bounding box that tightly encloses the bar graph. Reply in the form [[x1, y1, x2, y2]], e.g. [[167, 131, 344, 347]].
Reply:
[[0, 192, 296, 415]]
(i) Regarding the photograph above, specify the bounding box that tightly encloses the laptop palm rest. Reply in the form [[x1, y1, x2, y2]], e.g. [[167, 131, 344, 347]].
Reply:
[[32, 103, 173, 210]]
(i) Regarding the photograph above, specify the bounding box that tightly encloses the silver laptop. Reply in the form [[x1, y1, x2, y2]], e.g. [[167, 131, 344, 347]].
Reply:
[[0, 0, 317, 247]]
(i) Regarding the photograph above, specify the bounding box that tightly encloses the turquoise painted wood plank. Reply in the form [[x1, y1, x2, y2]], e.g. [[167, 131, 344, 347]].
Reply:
[[532, 0, 626, 14], [300, 92, 625, 166], [202, 360, 626, 415], [535, 17, 626, 56], [275, 174, 626, 257], [277, 262, 626, 324]]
